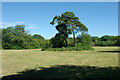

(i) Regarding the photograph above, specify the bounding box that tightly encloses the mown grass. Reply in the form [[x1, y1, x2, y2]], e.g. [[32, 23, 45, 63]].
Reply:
[[1, 47, 119, 79]]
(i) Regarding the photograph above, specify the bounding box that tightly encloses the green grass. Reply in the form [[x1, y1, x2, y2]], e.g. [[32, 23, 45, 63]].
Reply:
[[2, 47, 120, 79]]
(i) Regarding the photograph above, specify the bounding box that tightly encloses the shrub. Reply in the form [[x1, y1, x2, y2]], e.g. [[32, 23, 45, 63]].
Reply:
[[42, 43, 93, 51]]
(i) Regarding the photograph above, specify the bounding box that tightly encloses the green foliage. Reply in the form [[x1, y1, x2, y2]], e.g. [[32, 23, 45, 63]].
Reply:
[[91, 36, 100, 46], [67, 38, 74, 47], [50, 21, 68, 48], [50, 11, 88, 46], [76, 43, 93, 50], [42, 42, 93, 51], [92, 35, 119, 46], [101, 35, 117, 41], [50, 33, 67, 48], [44, 32, 93, 51], [2, 25, 48, 49], [116, 36, 120, 46], [42, 45, 93, 51], [32, 34, 44, 39], [77, 33, 93, 47]]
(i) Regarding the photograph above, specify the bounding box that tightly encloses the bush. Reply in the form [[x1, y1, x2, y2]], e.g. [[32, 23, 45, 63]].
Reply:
[[42, 37, 94, 51], [42, 43, 93, 51]]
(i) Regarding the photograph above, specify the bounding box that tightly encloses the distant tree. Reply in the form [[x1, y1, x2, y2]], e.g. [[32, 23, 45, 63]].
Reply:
[[116, 36, 120, 46], [77, 33, 92, 47], [2, 25, 43, 49], [101, 35, 111, 41], [2, 25, 32, 49], [50, 11, 88, 46], [91, 35, 119, 46], [2, 25, 50, 49], [92, 36, 100, 42], [91, 36, 101, 46], [32, 34, 44, 39]]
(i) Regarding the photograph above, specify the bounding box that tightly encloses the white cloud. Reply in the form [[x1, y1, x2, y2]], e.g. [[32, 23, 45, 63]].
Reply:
[[27, 24, 39, 29], [0, 22, 16, 28], [28, 27, 39, 29], [0, 22, 25, 28], [3, 22, 16, 28], [0, 22, 38, 29]]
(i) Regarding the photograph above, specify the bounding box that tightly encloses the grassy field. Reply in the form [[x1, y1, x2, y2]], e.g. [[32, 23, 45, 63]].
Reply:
[[1, 47, 120, 79]]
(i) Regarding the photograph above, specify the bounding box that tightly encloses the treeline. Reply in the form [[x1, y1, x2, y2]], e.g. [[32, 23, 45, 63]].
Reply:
[[68, 35, 120, 47], [1, 11, 119, 50], [91, 35, 120, 46], [1, 25, 119, 50], [1, 25, 49, 49]]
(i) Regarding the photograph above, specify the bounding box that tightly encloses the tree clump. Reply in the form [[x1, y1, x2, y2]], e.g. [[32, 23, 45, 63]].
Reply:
[[2, 25, 47, 49], [50, 11, 88, 48]]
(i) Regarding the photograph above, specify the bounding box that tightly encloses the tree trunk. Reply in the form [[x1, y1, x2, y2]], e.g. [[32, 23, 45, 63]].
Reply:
[[73, 30, 76, 46]]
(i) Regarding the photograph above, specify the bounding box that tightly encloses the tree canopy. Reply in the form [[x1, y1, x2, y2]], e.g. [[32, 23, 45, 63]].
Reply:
[[2, 25, 47, 49], [50, 11, 88, 46], [32, 34, 44, 40]]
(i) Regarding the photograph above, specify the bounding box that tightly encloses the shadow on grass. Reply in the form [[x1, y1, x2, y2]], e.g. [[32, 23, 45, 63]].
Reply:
[[2, 65, 120, 80], [98, 51, 120, 53]]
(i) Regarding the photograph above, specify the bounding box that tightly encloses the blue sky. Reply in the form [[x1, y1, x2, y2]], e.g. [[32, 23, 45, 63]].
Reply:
[[2, 2, 118, 39]]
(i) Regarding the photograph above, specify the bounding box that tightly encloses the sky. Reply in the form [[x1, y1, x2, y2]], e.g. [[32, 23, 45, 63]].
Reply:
[[1, 0, 120, 2], [2, 2, 118, 39]]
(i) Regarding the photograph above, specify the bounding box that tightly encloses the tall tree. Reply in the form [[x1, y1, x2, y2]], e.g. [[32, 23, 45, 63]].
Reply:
[[50, 16, 69, 47], [50, 11, 88, 45], [50, 24, 68, 48]]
